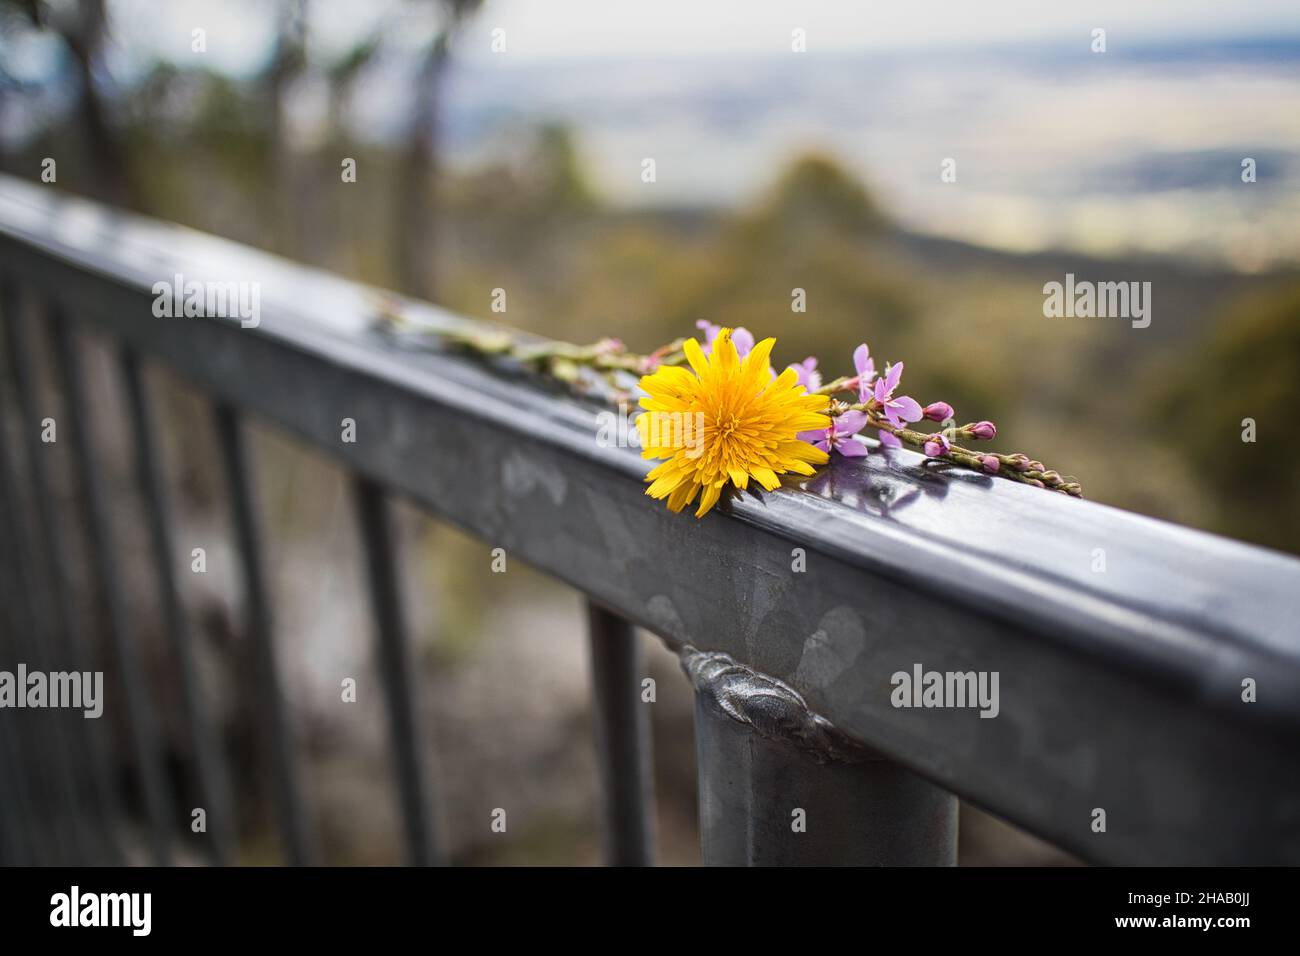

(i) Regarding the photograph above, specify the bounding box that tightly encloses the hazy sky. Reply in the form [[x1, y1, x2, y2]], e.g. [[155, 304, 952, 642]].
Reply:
[[455, 0, 1300, 61], [85, 0, 1299, 268], [111, 0, 1300, 77]]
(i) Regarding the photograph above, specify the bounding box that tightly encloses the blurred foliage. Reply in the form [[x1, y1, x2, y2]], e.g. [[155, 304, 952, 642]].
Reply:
[[1155, 285, 1300, 553], [1, 1, 1296, 559]]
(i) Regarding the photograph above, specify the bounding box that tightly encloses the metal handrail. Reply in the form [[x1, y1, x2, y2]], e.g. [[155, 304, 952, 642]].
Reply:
[[2, 174, 1299, 865]]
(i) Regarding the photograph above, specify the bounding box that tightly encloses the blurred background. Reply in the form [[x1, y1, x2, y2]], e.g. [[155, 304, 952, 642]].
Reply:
[[0, 0, 1296, 864]]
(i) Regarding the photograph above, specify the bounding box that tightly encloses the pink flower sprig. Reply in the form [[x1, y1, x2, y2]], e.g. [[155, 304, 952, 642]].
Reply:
[[812, 342, 1081, 497], [798, 410, 870, 458]]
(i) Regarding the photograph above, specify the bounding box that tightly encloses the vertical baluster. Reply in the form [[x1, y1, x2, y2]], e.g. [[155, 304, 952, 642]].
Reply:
[[352, 476, 440, 866], [0, 664, 21, 864], [0, 504, 38, 865], [121, 349, 236, 865], [2, 290, 113, 864], [0, 377, 68, 865], [212, 402, 313, 865], [682, 646, 958, 866], [50, 308, 173, 864], [0, 687, 32, 864], [587, 602, 656, 866], [0, 447, 55, 868]]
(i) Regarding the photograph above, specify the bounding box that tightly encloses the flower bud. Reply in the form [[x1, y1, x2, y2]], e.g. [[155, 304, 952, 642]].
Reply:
[[922, 433, 951, 458], [923, 402, 954, 423], [981, 455, 1000, 474], [970, 420, 997, 440], [551, 358, 580, 383], [1006, 453, 1031, 471], [1028, 460, 1044, 472]]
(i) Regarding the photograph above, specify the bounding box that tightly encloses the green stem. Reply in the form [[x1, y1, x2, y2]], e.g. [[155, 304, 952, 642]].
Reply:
[[375, 301, 1081, 497]]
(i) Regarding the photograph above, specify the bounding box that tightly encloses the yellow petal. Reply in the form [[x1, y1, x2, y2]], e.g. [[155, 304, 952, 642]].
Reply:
[[742, 337, 776, 387], [695, 481, 724, 518], [667, 481, 699, 513], [683, 337, 709, 378]]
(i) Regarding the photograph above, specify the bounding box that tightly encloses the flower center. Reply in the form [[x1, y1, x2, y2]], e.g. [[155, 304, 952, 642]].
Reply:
[[717, 414, 742, 438]]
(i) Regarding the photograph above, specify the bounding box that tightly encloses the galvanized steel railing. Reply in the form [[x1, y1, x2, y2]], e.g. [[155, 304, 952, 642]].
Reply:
[[1, 173, 1298, 866]]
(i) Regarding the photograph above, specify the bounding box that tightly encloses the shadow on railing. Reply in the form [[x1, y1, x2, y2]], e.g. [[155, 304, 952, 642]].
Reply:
[[1, 174, 1299, 866]]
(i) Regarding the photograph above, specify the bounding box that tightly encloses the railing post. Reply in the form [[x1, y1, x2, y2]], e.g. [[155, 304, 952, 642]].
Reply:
[[587, 602, 655, 866], [0, 689, 31, 864], [4, 291, 124, 864], [352, 475, 441, 866], [0, 320, 75, 865], [51, 307, 172, 864], [0, 482, 44, 865], [121, 348, 235, 865], [682, 647, 958, 866], [212, 401, 314, 866]]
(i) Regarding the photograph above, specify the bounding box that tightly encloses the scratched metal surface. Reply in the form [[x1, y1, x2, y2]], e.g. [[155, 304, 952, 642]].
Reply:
[[3, 174, 1299, 864]]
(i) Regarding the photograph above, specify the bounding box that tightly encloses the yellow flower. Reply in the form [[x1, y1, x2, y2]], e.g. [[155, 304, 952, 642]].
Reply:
[[635, 329, 831, 518]]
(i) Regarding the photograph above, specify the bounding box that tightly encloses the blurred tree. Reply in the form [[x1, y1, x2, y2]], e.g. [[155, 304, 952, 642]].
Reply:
[[394, 0, 482, 301], [324, 29, 382, 132], [658, 153, 913, 364], [2, 0, 136, 205], [259, 0, 307, 255], [1158, 283, 1300, 554], [317, 28, 384, 272], [529, 123, 598, 217], [747, 153, 886, 236]]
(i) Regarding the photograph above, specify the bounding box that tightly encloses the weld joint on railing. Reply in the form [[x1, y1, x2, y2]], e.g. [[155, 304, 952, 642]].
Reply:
[[679, 646, 880, 764]]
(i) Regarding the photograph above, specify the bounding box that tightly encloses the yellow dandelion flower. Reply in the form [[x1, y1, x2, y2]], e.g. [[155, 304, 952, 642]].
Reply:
[[635, 328, 831, 518]]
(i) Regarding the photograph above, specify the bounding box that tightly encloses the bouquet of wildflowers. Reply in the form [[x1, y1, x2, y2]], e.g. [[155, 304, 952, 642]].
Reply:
[[383, 306, 1081, 518]]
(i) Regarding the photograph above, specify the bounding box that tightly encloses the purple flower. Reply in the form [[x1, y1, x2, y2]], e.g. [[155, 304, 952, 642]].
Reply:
[[853, 344, 876, 401], [696, 320, 755, 359], [923, 434, 951, 458], [798, 410, 870, 458], [732, 328, 755, 358], [980, 455, 1000, 474], [922, 402, 954, 423], [970, 420, 997, 441], [787, 356, 822, 392], [872, 362, 924, 428]]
